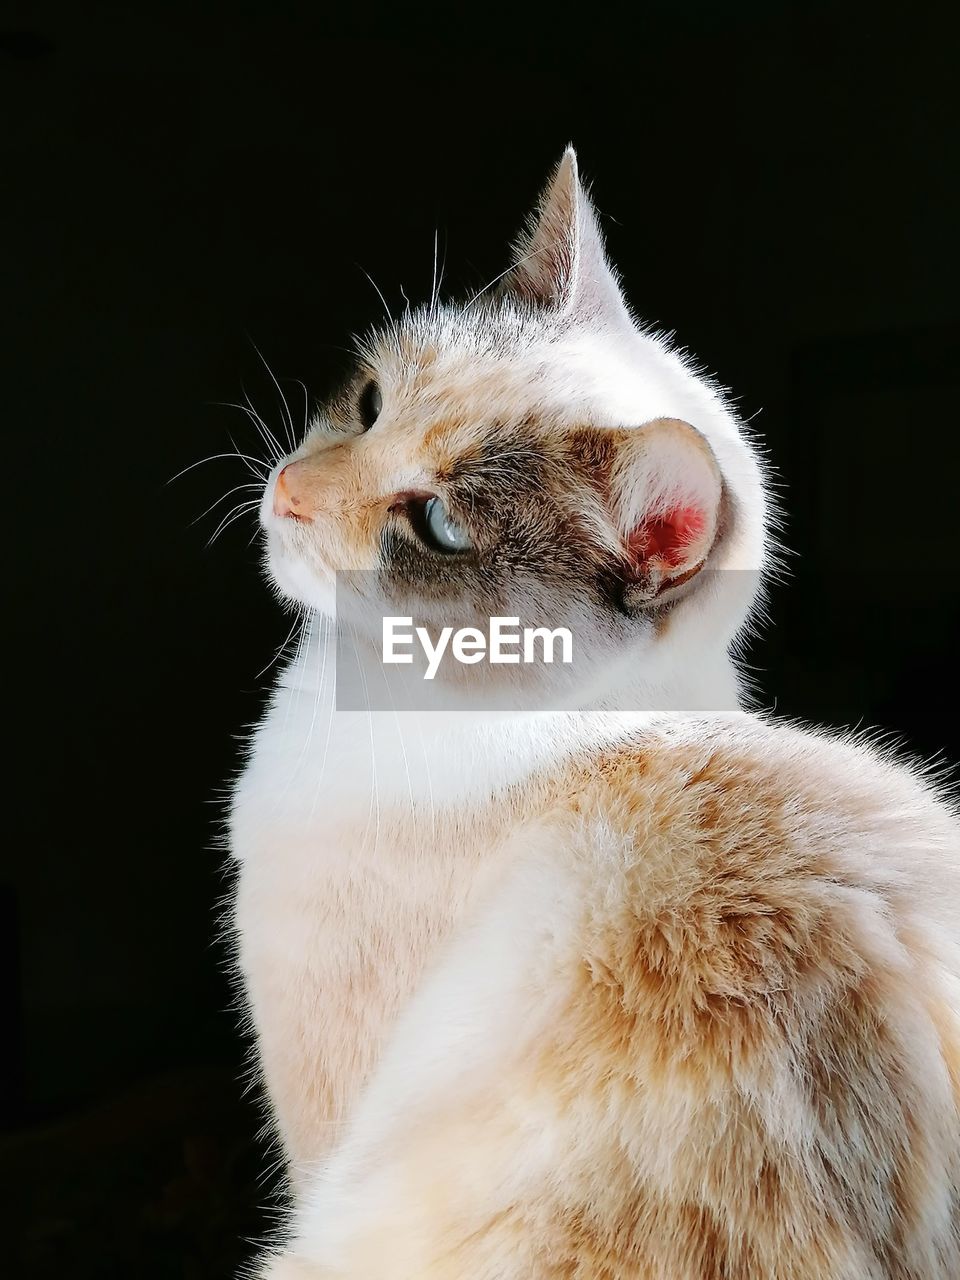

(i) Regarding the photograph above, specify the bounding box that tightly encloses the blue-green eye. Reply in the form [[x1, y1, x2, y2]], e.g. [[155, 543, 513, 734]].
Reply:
[[421, 496, 473, 553]]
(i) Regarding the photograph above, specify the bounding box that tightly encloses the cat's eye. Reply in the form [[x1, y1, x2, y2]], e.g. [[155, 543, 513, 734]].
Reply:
[[358, 379, 382, 432], [416, 496, 473, 554]]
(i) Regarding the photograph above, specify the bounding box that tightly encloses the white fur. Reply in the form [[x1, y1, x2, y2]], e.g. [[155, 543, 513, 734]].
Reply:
[[224, 153, 960, 1279]]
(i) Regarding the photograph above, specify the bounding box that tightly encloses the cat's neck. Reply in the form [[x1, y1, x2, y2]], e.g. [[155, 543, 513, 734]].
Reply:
[[250, 615, 745, 819]]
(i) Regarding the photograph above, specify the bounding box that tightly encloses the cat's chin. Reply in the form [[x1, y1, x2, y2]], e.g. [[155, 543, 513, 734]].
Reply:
[[265, 535, 337, 616]]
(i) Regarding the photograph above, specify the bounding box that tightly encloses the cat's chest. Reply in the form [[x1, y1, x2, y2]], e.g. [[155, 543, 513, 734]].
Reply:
[[233, 833, 490, 1036], [230, 751, 506, 1168], [232, 733, 511, 1153], [230, 708, 511, 981]]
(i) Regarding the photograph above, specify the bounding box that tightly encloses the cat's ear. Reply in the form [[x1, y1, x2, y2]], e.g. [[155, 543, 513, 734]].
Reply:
[[600, 418, 724, 607], [504, 147, 631, 327]]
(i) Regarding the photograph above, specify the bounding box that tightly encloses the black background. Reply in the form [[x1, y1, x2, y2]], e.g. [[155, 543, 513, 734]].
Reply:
[[3, 4, 958, 1277]]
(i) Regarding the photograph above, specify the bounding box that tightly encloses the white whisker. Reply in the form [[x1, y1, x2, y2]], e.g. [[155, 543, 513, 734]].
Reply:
[[210, 398, 285, 465], [357, 265, 393, 324], [346, 621, 380, 860], [309, 617, 339, 820], [254, 608, 306, 682], [243, 391, 287, 463], [207, 498, 261, 545], [167, 451, 269, 485], [285, 376, 311, 444], [250, 339, 297, 452], [296, 613, 330, 781], [191, 481, 263, 526], [225, 428, 272, 481], [282, 610, 312, 733], [430, 229, 439, 314], [429, 227, 447, 316]]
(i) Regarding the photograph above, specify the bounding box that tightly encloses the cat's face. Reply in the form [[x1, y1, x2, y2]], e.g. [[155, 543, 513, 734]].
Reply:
[[259, 150, 767, 709]]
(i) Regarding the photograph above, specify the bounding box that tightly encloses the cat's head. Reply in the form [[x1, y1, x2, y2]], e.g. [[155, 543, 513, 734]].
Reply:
[[259, 149, 771, 710]]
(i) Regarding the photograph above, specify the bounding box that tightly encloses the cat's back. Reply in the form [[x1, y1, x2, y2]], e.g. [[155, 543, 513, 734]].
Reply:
[[564, 712, 960, 1099], [535, 713, 960, 1276], [575, 712, 960, 952], [576, 711, 957, 967], [295, 719, 959, 1278]]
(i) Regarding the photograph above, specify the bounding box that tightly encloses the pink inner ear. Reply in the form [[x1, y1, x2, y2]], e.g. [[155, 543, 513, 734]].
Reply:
[[625, 505, 706, 573]]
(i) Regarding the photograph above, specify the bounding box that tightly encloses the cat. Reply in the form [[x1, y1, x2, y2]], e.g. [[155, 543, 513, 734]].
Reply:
[[229, 149, 960, 1278]]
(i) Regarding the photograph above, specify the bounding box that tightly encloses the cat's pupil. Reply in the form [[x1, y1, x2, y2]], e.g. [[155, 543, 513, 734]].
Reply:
[[358, 379, 382, 431]]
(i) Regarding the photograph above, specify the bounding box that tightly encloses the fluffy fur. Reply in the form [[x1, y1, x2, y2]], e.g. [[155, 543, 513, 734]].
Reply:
[[229, 150, 959, 1277]]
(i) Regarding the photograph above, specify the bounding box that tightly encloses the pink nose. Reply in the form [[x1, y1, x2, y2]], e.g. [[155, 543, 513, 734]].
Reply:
[[273, 463, 309, 520]]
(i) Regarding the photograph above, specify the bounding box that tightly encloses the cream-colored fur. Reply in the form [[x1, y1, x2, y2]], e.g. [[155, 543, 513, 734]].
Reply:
[[229, 152, 959, 1277]]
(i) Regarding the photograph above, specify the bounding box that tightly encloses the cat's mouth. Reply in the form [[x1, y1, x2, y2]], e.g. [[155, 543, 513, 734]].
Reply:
[[264, 527, 337, 613], [261, 466, 338, 611]]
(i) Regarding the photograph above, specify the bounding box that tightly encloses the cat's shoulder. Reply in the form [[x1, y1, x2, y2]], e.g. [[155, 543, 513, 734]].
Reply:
[[582, 711, 958, 854], [543, 711, 960, 1110], [558, 712, 959, 937]]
